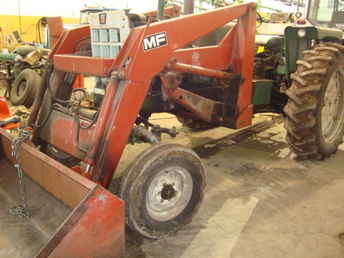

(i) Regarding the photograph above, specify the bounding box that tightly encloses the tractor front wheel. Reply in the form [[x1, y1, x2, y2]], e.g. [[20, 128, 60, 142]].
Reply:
[[284, 42, 344, 160], [119, 143, 206, 239]]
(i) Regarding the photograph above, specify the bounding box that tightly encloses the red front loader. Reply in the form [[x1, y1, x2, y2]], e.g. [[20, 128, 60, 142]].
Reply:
[[0, 2, 259, 256]]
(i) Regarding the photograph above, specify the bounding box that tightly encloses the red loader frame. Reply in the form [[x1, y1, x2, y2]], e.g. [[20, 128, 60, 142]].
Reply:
[[33, 2, 256, 188]]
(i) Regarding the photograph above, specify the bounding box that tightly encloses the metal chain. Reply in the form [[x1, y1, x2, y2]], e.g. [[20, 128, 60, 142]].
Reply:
[[9, 128, 32, 219]]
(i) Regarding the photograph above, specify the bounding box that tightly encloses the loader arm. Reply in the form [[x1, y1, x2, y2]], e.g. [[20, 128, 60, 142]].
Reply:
[[35, 2, 256, 187], [93, 2, 257, 186]]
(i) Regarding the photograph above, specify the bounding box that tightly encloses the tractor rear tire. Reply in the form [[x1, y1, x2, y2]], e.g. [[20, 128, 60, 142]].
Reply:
[[119, 143, 206, 239], [284, 42, 344, 160], [10, 69, 41, 108]]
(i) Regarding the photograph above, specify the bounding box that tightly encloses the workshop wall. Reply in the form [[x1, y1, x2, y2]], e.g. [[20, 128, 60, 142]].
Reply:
[[0, 0, 159, 48], [0, 0, 80, 46]]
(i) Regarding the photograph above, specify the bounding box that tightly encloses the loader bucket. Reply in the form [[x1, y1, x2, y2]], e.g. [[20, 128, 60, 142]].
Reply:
[[0, 129, 125, 258]]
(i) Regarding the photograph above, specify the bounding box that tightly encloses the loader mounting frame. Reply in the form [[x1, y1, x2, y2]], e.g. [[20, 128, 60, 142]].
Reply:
[[33, 2, 256, 188]]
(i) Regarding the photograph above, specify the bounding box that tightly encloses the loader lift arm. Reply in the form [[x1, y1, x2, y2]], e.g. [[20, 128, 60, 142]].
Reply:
[[36, 2, 256, 188]]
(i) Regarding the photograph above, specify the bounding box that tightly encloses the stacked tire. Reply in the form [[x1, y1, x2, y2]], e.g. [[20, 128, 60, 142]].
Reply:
[[10, 69, 41, 108]]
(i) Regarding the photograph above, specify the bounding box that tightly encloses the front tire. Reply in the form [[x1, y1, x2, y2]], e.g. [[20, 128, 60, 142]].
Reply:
[[119, 143, 206, 239], [284, 43, 344, 160]]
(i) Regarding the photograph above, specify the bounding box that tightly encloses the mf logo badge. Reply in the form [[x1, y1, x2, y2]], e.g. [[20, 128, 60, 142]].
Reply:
[[143, 32, 168, 51]]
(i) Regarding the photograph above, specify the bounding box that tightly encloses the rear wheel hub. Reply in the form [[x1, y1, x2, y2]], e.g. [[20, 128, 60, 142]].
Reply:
[[321, 70, 344, 144]]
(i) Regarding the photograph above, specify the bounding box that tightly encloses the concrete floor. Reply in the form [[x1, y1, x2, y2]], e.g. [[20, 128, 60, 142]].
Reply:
[[2, 89, 344, 257], [123, 116, 344, 258]]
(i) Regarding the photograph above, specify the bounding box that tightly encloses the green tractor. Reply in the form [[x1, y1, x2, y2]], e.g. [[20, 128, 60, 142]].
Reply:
[[251, 0, 344, 160]]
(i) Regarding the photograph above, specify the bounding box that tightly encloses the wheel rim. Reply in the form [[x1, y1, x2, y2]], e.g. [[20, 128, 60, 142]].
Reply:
[[146, 166, 193, 222], [321, 69, 344, 143]]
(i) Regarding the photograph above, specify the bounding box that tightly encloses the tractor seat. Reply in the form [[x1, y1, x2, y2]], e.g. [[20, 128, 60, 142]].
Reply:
[[255, 35, 283, 53], [78, 107, 98, 121], [255, 35, 282, 45]]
